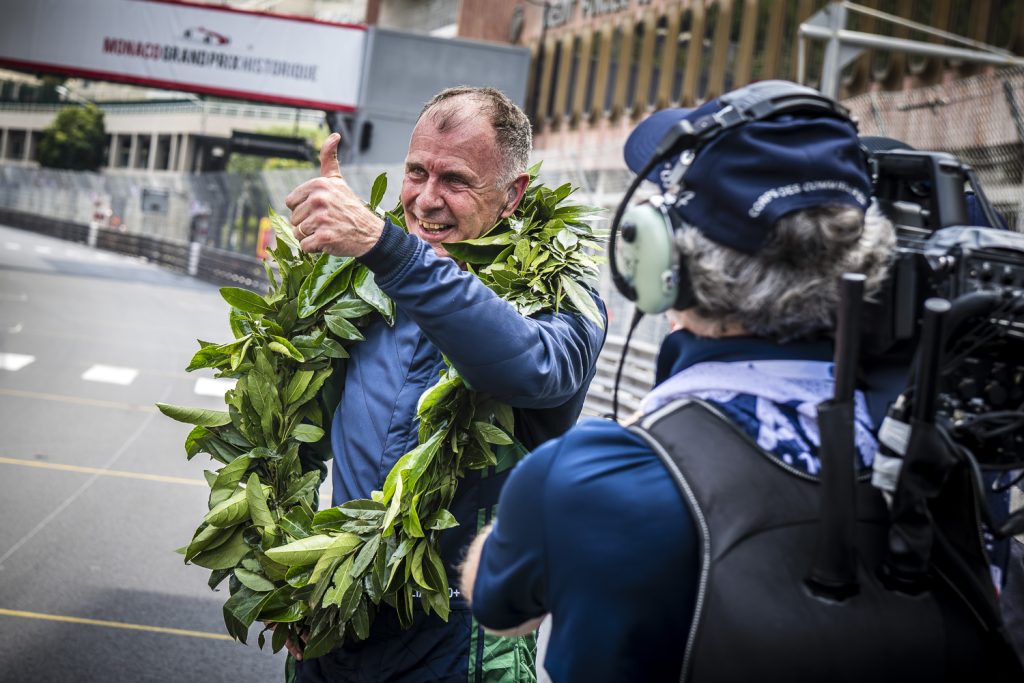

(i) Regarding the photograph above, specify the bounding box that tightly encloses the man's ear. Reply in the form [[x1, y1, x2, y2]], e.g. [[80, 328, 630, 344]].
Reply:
[[500, 172, 531, 219]]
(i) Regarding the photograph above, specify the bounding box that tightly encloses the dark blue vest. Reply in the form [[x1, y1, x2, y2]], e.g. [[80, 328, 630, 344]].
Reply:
[[631, 398, 1022, 682]]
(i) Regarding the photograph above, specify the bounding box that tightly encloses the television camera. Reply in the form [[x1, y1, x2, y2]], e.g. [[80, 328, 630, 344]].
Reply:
[[864, 149, 1024, 478]]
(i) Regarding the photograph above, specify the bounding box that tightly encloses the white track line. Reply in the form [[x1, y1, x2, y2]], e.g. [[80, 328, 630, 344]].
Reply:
[[0, 353, 35, 371], [81, 364, 139, 385], [194, 377, 236, 397]]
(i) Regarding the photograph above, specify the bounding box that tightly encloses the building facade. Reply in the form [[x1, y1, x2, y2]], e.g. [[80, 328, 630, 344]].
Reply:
[[490, 0, 1024, 172], [0, 97, 326, 172]]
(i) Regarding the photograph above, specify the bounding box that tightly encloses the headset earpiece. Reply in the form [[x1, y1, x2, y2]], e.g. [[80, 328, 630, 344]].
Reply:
[[614, 203, 682, 315]]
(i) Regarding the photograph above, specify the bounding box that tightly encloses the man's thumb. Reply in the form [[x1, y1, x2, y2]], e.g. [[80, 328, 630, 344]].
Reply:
[[320, 133, 342, 178]]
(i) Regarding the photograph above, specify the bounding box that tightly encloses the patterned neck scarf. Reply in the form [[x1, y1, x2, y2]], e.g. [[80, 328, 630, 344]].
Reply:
[[642, 359, 877, 474]]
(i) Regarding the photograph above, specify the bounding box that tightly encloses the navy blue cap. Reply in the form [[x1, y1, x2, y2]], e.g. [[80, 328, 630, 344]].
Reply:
[[624, 97, 872, 254]]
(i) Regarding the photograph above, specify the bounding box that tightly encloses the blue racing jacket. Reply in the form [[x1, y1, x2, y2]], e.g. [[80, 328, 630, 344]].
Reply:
[[296, 220, 607, 683]]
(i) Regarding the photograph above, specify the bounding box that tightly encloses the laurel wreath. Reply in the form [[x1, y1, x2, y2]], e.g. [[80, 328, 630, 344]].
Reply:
[[157, 165, 603, 660]]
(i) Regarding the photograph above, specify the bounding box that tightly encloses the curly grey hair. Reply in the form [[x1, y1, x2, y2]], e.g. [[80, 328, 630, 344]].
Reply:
[[676, 203, 895, 341], [418, 86, 532, 189]]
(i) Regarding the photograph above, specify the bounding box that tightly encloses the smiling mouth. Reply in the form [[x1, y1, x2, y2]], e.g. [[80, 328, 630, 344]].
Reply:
[[418, 220, 453, 236]]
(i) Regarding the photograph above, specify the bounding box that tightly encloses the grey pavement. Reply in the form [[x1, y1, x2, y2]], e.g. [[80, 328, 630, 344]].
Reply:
[[0, 224, 303, 682]]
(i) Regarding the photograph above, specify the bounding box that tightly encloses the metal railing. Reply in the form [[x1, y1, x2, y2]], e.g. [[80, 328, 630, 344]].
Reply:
[[194, 243, 271, 291], [582, 334, 658, 419], [0, 206, 89, 243], [94, 229, 191, 272]]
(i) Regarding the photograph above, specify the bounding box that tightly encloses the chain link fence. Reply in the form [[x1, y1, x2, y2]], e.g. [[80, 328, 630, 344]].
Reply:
[[0, 162, 405, 255], [844, 65, 1024, 231]]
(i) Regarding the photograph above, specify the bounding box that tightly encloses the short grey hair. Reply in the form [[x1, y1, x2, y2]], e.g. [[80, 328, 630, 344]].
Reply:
[[677, 204, 895, 341], [418, 86, 532, 188]]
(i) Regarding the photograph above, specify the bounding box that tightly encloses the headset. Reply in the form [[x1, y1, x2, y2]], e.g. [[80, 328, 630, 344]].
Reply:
[[610, 80, 857, 315]]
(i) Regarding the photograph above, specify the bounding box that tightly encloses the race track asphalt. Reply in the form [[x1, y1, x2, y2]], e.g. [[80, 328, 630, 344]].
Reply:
[[0, 224, 316, 682]]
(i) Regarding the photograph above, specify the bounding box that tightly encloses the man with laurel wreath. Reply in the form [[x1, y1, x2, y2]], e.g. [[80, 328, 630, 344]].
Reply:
[[283, 86, 607, 682]]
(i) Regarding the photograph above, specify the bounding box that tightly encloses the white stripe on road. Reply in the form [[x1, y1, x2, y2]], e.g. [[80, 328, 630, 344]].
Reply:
[[0, 387, 157, 412], [81, 364, 139, 385], [4, 242, 21, 250], [194, 377, 237, 397], [0, 608, 232, 642], [33, 245, 52, 255], [0, 353, 35, 371], [0, 456, 206, 487]]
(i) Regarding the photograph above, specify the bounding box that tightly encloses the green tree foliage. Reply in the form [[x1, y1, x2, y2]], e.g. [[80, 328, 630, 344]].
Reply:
[[37, 104, 106, 171]]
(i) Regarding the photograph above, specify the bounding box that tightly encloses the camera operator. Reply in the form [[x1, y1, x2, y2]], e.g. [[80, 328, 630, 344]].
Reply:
[[461, 82, 1022, 682]]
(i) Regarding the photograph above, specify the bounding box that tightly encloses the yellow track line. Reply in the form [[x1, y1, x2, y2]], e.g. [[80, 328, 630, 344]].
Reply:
[[0, 387, 158, 412], [0, 608, 232, 641], [0, 456, 206, 487]]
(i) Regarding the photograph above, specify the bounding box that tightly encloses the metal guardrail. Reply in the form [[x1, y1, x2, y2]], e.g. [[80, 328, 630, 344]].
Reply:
[[3, 210, 656, 420], [1, 207, 268, 290], [195, 244, 271, 292], [582, 334, 657, 419], [95, 228, 191, 273], [0, 207, 89, 243]]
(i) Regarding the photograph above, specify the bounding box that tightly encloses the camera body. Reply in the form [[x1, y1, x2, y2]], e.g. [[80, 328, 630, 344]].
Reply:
[[866, 149, 1024, 465]]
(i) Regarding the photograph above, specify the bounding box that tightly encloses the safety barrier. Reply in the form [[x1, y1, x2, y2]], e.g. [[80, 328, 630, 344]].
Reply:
[[194, 243, 271, 292], [0, 207, 89, 244], [94, 227, 191, 273], [3, 207, 268, 290]]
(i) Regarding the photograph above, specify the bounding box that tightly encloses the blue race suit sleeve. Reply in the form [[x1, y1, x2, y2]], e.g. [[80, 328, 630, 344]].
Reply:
[[361, 220, 606, 409], [471, 418, 700, 682]]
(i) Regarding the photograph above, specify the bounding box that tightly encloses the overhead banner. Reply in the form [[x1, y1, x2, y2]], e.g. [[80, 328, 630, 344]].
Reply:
[[0, 0, 366, 111]]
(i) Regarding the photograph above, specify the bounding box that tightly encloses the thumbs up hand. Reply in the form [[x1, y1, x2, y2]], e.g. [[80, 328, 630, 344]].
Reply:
[[284, 132, 384, 257], [318, 131, 344, 179]]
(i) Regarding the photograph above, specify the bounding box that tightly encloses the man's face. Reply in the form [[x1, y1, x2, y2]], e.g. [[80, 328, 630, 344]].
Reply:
[[401, 110, 513, 259]]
